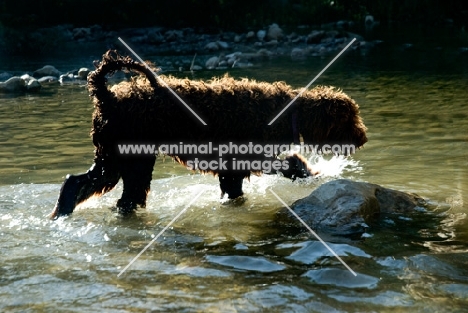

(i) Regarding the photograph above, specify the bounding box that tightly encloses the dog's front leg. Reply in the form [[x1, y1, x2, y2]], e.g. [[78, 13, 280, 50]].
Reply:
[[266, 154, 317, 180], [50, 162, 120, 219]]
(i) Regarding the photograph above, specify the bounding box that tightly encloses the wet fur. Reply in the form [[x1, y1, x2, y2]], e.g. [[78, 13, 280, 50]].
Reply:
[[51, 50, 367, 218]]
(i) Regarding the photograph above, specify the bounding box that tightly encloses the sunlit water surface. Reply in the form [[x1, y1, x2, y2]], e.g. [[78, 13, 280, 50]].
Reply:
[[1, 33, 468, 312]]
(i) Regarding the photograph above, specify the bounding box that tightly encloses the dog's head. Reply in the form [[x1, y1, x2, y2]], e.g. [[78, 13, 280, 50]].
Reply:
[[296, 86, 367, 154]]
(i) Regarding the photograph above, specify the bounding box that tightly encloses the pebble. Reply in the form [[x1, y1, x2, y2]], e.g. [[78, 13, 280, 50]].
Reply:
[[291, 47, 307, 59], [256, 30, 266, 41], [59, 73, 75, 84], [216, 41, 229, 49], [26, 79, 42, 92], [205, 56, 219, 69], [205, 42, 219, 51], [38, 76, 59, 83], [33, 65, 61, 78], [267, 23, 283, 41], [190, 65, 203, 71], [77, 68, 90, 80]]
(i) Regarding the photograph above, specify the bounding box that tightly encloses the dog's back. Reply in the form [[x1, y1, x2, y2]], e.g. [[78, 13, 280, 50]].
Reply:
[[88, 51, 367, 149]]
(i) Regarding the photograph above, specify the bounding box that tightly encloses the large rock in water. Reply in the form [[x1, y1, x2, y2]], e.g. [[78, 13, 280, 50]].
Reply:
[[289, 179, 426, 236], [0, 76, 26, 92]]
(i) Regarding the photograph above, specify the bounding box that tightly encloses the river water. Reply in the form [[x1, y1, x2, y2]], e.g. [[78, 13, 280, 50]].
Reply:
[[0, 27, 467, 312]]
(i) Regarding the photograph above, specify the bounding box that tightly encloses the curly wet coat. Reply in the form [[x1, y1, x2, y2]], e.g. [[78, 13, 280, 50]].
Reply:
[[51, 50, 367, 218]]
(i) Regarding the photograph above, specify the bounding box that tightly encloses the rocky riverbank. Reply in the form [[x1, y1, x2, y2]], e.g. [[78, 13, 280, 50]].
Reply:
[[0, 22, 378, 93]]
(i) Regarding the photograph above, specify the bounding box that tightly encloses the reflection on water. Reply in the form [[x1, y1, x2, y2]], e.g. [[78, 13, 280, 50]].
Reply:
[[0, 40, 467, 311]]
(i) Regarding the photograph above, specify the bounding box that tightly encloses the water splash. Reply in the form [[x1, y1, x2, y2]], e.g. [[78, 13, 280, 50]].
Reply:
[[308, 154, 362, 178]]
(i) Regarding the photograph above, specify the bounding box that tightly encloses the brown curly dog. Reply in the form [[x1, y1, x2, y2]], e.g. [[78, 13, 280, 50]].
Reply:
[[51, 50, 367, 218]]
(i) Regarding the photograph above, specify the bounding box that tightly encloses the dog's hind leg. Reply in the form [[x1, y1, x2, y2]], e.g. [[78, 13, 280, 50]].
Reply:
[[218, 172, 248, 199], [50, 161, 120, 219], [116, 155, 156, 215]]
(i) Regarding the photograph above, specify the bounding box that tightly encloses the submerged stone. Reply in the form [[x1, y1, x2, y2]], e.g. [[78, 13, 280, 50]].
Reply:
[[206, 255, 286, 272], [303, 268, 379, 289]]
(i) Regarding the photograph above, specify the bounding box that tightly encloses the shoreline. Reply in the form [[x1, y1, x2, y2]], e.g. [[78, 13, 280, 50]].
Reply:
[[2, 20, 468, 93]]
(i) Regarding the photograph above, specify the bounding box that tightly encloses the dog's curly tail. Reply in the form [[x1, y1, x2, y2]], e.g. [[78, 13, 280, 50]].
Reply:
[[87, 50, 158, 106]]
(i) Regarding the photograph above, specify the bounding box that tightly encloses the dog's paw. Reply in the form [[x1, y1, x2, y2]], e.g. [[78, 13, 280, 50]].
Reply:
[[221, 195, 247, 206], [113, 199, 140, 216], [111, 206, 138, 218], [281, 154, 318, 180]]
